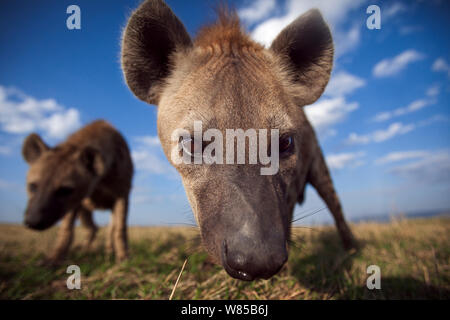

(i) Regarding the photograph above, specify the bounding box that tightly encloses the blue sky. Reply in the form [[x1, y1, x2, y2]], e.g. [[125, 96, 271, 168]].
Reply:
[[0, 0, 449, 226]]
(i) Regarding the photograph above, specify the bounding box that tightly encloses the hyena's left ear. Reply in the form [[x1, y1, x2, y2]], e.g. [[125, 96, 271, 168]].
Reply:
[[121, 0, 192, 105], [270, 9, 333, 106], [22, 133, 50, 164], [79, 147, 105, 176]]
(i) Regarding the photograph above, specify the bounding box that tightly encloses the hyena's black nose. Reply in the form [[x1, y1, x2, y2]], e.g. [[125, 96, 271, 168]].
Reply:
[[24, 213, 48, 230], [221, 238, 288, 281]]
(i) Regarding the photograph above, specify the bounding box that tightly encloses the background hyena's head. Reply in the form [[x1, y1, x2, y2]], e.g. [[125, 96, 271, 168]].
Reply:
[[122, 0, 333, 280], [22, 133, 105, 230]]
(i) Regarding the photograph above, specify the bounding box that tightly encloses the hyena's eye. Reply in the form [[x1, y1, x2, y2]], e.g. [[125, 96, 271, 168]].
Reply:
[[55, 186, 74, 198], [279, 136, 294, 156], [28, 183, 38, 193], [180, 138, 206, 158]]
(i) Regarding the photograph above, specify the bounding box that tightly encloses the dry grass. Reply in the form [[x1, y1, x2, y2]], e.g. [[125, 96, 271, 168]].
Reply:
[[0, 216, 449, 299]]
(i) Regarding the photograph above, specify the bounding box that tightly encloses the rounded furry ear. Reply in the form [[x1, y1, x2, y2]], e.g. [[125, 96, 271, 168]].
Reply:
[[121, 0, 192, 105], [270, 9, 334, 106], [79, 147, 105, 176], [22, 133, 49, 164]]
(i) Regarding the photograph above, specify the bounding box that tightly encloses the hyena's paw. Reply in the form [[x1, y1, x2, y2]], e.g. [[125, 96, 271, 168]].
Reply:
[[342, 234, 360, 252], [115, 252, 129, 264]]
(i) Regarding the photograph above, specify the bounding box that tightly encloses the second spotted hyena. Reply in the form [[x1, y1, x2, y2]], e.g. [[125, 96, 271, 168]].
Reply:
[[22, 120, 133, 265]]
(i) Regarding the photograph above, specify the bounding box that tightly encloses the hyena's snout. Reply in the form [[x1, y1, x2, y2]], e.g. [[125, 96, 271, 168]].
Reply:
[[23, 198, 62, 231], [221, 233, 288, 281]]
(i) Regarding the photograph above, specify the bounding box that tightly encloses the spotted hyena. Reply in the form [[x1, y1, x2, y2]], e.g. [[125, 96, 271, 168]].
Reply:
[[121, 0, 357, 280], [22, 120, 133, 265]]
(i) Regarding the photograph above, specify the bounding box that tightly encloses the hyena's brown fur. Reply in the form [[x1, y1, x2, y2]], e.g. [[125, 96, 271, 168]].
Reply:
[[121, 0, 357, 280], [22, 120, 133, 265]]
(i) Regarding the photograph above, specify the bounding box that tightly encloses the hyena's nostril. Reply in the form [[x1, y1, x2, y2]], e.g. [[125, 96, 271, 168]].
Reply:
[[221, 239, 254, 281], [221, 237, 288, 281]]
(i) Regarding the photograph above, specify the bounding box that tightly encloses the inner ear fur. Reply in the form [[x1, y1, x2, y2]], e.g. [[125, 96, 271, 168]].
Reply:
[[121, 0, 192, 105], [22, 133, 50, 164], [270, 9, 334, 106]]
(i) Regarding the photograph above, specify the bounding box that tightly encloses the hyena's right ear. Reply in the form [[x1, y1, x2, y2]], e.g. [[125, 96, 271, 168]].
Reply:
[[22, 133, 50, 164], [121, 0, 192, 105]]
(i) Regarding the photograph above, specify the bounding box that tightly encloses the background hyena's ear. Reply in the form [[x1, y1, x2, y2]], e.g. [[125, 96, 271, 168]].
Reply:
[[121, 0, 192, 105], [22, 133, 50, 164], [80, 147, 105, 176], [270, 9, 333, 106]]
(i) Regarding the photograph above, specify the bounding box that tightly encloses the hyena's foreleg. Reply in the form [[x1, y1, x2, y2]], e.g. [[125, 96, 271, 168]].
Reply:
[[78, 207, 98, 250], [307, 146, 358, 250], [46, 210, 77, 264], [105, 213, 115, 259], [111, 196, 129, 262]]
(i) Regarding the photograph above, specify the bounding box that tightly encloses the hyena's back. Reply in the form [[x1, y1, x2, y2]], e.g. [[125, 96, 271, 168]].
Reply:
[[67, 120, 133, 207]]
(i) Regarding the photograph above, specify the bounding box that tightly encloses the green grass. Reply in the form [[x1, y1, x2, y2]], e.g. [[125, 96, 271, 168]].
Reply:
[[0, 216, 449, 299]]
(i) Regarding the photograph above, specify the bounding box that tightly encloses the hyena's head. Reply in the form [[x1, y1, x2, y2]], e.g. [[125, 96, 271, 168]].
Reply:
[[22, 134, 105, 230], [122, 0, 333, 280]]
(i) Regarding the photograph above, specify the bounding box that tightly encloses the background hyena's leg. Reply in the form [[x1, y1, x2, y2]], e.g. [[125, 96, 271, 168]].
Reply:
[[112, 197, 129, 262], [47, 210, 77, 263], [308, 148, 358, 250], [78, 207, 98, 250], [105, 216, 115, 259]]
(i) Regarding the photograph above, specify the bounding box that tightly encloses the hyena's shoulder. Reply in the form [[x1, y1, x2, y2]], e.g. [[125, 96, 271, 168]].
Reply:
[[65, 120, 133, 180]]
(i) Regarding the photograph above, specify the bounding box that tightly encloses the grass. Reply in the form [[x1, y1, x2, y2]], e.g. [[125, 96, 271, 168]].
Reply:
[[0, 216, 449, 299]]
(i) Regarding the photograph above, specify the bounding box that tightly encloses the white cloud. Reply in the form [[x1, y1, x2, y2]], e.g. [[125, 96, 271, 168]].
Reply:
[[399, 25, 423, 35], [426, 84, 440, 97], [326, 151, 365, 170], [418, 114, 448, 126], [375, 150, 430, 165], [241, 0, 366, 57], [134, 135, 161, 147], [238, 1, 367, 137], [131, 135, 174, 176], [373, 98, 436, 122], [304, 71, 365, 135], [373, 50, 424, 77], [305, 96, 358, 132], [0, 85, 81, 140], [388, 150, 450, 184], [347, 122, 415, 145], [0, 145, 12, 155], [324, 71, 366, 97], [384, 2, 407, 18], [432, 58, 450, 77], [238, 0, 276, 25], [373, 85, 439, 122], [132, 150, 171, 175]]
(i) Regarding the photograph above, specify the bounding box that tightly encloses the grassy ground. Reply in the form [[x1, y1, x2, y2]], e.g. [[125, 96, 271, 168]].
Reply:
[[0, 216, 449, 300]]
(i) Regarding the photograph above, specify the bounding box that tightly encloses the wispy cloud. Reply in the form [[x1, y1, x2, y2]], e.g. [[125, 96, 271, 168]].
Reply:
[[387, 150, 450, 184], [375, 150, 430, 165], [399, 25, 423, 35], [347, 122, 415, 145], [305, 71, 365, 136], [373, 85, 439, 122], [131, 135, 174, 176], [238, 0, 276, 25], [305, 97, 358, 133], [134, 135, 161, 147], [0, 85, 81, 140], [326, 151, 365, 170], [432, 57, 450, 77], [0, 145, 12, 155], [324, 71, 366, 97], [426, 84, 441, 97], [373, 50, 424, 78], [239, 0, 366, 57], [373, 98, 436, 122], [384, 2, 407, 18]]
